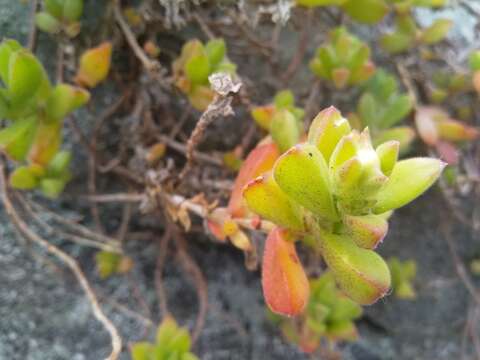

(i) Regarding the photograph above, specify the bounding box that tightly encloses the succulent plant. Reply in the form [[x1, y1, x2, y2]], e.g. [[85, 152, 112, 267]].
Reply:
[[271, 271, 362, 353], [251, 90, 305, 152], [75, 42, 113, 88], [95, 250, 134, 279], [242, 106, 445, 314], [173, 38, 237, 111], [131, 317, 199, 360], [310, 27, 375, 89], [353, 69, 415, 153], [0, 39, 90, 197], [381, 14, 452, 54], [35, 0, 84, 38], [388, 257, 417, 299]]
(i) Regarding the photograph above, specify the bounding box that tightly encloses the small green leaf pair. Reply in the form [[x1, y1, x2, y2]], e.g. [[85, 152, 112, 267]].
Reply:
[[36, 0, 83, 37], [244, 106, 445, 307], [172, 38, 237, 110], [270, 271, 362, 353], [381, 15, 452, 54], [251, 90, 305, 152], [353, 69, 415, 154], [95, 250, 133, 279], [310, 27, 375, 89], [131, 317, 199, 360]]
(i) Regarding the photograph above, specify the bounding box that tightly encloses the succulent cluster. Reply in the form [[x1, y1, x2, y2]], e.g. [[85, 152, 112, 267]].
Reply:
[[352, 69, 414, 153], [251, 90, 305, 152], [35, 0, 84, 37], [271, 271, 362, 353], [389, 257, 417, 299], [0, 40, 90, 197], [95, 251, 133, 279], [428, 71, 470, 104], [309, 27, 375, 89], [242, 106, 445, 314], [131, 317, 199, 360], [381, 15, 452, 54], [173, 39, 236, 111]]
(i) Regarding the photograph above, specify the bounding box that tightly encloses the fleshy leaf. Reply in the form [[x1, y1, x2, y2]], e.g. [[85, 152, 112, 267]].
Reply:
[[0, 39, 22, 86], [274, 90, 295, 108], [243, 171, 304, 231], [46, 84, 90, 121], [228, 142, 279, 218], [373, 126, 415, 154], [130, 342, 154, 360], [63, 0, 84, 22], [437, 119, 479, 142], [262, 227, 310, 316], [342, 0, 388, 24], [270, 109, 301, 152], [373, 158, 446, 214], [8, 50, 44, 105], [45, 0, 63, 18], [420, 19, 452, 45], [9, 166, 38, 189], [0, 116, 37, 161], [185, 53, 210, 85], [75, 42, 112, 88], [308, 106, 351, 162], [28, 121, 62, 166], [319, 231, 391, 305], [273, 143, 338, 221], [251, 105, 275, 130], [205, 39, 226, 68], [375, 140, 399, 176], [343, 214, 388, 249], [35, 12, 61, 34]]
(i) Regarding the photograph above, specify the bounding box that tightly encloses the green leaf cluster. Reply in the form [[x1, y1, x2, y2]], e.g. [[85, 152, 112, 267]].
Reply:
[[388, 257, 417, 299], [131, 317, 199, 360], [0, 39, 89, 197], [251, 90, 305, 152], [381, 15, 452, 54], [310, 27, 375, 89], [244, 106, 445, 305], [355, 70, 414, 153], [95, 250, 133, 279], [36, 0, 84, 37], [172, 38, 237, 111], [271, 272, 362, 352]]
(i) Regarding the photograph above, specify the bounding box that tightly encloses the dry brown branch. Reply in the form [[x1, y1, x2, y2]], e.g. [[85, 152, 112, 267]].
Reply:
[[113, 0, 161, 74], [27, 0, 38, 51], [0, 162, 122, 360], [27, 200, 122, 247], [15, 193, 121, 253], [179, 73, 241, 179]]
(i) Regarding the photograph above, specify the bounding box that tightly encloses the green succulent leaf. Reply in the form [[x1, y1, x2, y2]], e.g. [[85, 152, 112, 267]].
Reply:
[[308, 106, 351, 162], [9, 166, 38, 189], [469, 50, 480, 72], [243, 171, 305, 231], [319, 231, 391, 305], [0, 116, 37, 161], [0, 39, 22, 86], [270, 109, 301, 152], [373, 126, 415, 155], [205, 38, 226, 68], [45, 84, 90, 121], [46, 150, 71, 177], [374, 158, 446, 213], [184, 53, 210, 85], [131, 342, 154, 360], [375, 140, 399, 176], [343, 213, 388, 249], [420, 19, 452, 45], [296, 0, 346, 7], [45, 0, 64, 18], [35, 12, 62, 34], [380, 32, 413, 54], [273, 143, 338, 221], [40, 178, 67, 198], [63, 0, 84, 22], [274, 90, 295, 109], [8, 50, 44, 105], [342, 0, 388, 24]]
